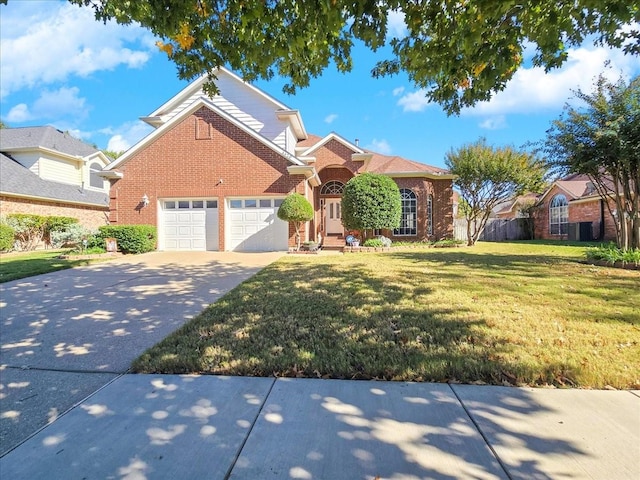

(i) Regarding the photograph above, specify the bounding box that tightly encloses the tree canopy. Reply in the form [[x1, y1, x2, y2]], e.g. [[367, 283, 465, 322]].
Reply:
[[446, 139, 546, 246], [543, 75, 640, 251], [58, 0, 640, 114], [341, 172, 401, 237]]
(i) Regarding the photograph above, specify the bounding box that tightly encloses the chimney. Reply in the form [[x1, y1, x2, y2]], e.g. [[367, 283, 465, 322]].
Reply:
[[355, 138, 359, 146]]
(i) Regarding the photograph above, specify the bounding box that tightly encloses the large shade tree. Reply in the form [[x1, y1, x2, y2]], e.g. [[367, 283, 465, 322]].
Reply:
[[544, 75, 640, 251], [446, 139, 547, 246], [342, 173, 401, 239], [32, 0, 639, 114]]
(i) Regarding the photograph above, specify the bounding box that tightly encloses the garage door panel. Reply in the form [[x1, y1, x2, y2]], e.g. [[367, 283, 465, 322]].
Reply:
[[162, 199, 218, 251], [227, 199, 288, 252]]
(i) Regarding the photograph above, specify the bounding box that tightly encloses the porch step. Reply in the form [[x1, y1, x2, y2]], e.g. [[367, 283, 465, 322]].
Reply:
[[321, 235, 346, 250]]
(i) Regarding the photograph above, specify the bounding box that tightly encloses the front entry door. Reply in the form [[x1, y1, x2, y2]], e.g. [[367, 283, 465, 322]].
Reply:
[[325, 199, 342, 234]]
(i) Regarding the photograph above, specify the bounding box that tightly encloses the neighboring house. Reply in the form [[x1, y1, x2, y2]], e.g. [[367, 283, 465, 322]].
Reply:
[[103, 68, 455, 252], [0, 126, 111, 229], [493, 193, 540, 219], [535, 173, 617, 242]]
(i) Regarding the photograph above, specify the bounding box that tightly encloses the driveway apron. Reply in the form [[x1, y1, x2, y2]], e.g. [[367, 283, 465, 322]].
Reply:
[[0, 251, 283, 455]]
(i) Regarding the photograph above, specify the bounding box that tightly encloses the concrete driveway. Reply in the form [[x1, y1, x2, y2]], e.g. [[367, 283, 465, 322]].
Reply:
[[0, 251, 284, 455]]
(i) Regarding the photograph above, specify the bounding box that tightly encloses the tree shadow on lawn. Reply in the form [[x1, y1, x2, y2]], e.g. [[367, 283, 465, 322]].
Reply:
[[133, 261, 595, 387]]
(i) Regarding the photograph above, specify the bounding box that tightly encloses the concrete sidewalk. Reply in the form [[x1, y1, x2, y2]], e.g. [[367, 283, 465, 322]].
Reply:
[[1, 375, 638, 479], [0, 251, 284, 456]]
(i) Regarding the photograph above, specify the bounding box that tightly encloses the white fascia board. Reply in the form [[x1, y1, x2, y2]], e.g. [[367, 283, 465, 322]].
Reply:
[[140, 116, 164, 127], [298, 156, 316, 164], [99, 170, 123, 179], [106, 98, 304, 171], [276, 109, 308, 140], [300, 132, 364, 157], [0, 191, 109, 208], [287, 165, 320, 187], [84, 151, 111, 167], [352, 153, 373, 162]]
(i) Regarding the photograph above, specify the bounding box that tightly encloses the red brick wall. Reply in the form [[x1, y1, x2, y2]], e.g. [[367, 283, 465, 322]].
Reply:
[[534, 186, 617, 241], [0, 196, 109, 230], [312, 139, 362, 174], [109, 107, 305, 250]]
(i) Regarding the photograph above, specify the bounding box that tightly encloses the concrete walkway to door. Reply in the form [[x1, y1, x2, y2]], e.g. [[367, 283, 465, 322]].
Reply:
[[0, 251, 284, 456]]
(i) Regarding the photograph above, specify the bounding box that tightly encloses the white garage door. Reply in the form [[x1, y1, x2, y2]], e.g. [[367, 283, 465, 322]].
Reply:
[[162, 199, 218, 251], [227, 198, 288, 251]]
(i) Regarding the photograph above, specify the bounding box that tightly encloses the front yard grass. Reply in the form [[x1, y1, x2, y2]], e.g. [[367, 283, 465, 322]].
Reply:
[[0, 250, 106, 283], [133, 242, 640, 389]]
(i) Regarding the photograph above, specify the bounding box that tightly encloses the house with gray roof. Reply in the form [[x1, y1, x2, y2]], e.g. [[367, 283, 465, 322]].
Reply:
[[0, 126, 111, 230]]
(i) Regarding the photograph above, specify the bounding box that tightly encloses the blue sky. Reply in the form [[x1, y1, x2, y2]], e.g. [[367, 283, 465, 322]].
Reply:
[[1, 1, 639, 170]]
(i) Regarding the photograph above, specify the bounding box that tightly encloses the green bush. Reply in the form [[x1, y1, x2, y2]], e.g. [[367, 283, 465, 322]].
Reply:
[[586, 244, 640, 265], [50, 223, 94, 248], [6, 214, 47, 250], [46, 216, 78, 233], [0, 222, 15, 251], [362, 238, 384, 247], [342, 173, 401, 236], [97, 225, 157, 254], [277, 193, 313, 250]]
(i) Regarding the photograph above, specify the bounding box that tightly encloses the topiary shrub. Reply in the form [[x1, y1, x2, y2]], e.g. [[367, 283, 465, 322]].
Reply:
[[342, 173, 401, 240], [277, 193, 313, 251], [96, 225, 157, 254], [0, 222, 15, 251]]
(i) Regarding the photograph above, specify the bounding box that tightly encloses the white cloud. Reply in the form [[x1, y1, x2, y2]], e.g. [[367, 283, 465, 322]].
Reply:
[[387, 10, 407, 39], [5, 87, 89, 123], [392, 86, 405, 96], [397, 89, 431, 112], [6, 103, 32, 122], [0, 1, 154, 99], [464, 45, 640, 116], [479, 115, 507, 130], [366, 139, 392, 155], [324, 113, 338, 124], [105, 121, 153, 152]]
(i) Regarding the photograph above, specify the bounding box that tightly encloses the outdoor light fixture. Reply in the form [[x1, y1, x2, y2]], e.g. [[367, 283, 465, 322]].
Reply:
[[142, 194, 150, 207]]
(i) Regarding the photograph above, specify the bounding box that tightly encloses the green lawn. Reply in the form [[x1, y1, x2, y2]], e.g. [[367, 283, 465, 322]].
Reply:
[[132, 241, 640, 389], [0, 250, 106, 283]]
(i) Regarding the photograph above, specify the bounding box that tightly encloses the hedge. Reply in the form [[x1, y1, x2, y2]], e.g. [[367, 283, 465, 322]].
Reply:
[[0, 223, 15, 252], [96, 225, 157, 254]]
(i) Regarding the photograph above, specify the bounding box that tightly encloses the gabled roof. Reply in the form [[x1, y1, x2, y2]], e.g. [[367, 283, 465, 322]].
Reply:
[[106, 98, 305, 171], [539, 173, 602, 203], [298, 132, 364, 157], [0, 153, 108, 207], [0, 126, 99, 158]]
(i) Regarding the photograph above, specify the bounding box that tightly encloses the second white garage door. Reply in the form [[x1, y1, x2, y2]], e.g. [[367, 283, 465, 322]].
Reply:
[[227, 198, 288, 251]]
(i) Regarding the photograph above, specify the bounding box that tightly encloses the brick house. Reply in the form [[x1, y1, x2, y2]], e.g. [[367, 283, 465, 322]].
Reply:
[[0, 126, 111, 230], [103, 68, 455, 251], [534, 173, 617, 242]]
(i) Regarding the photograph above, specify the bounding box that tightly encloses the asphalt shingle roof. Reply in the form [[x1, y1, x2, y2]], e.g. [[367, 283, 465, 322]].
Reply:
[[0, 126, 99, 157], [0, 153, 108, 207]]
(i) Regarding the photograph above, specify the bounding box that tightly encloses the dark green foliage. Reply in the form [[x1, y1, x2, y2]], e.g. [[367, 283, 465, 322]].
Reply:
[[45, 216, 78, 233], [277, 193, 313, 250], [0, 223, 15, 251], [69, 0, 639, 114], [586, 244, 640, 265], [544, 75, 640, 251], [96, 225, 157, 254], [362, 238, 384, 247], [342, 173, 401, 237]]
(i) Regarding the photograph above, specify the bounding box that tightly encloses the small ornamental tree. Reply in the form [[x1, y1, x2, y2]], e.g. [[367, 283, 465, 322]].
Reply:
[[277, 193, 313, 251], [342, 173, 401, 239]]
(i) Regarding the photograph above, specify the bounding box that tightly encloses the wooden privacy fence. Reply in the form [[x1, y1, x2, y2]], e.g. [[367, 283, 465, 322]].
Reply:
[[454, 218, 529, 242]]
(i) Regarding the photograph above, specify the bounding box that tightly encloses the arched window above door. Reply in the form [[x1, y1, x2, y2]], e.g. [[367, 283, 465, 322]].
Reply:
[[320, 180, 345, 195]]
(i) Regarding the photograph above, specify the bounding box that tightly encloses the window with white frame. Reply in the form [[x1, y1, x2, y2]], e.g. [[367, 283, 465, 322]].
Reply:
[[549, 194, 568, 235], [394, 189, 417, 236]]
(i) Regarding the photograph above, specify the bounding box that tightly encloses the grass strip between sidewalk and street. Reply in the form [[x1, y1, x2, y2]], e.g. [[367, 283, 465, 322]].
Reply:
[[132, 241, 640, 389]]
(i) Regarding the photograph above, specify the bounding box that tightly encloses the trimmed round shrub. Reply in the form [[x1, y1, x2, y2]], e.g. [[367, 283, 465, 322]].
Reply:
[[277, 193, 313, 250], [0, 223, 15, 251], [363, 238, 384, 247], [342, 173, 401, 235]]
